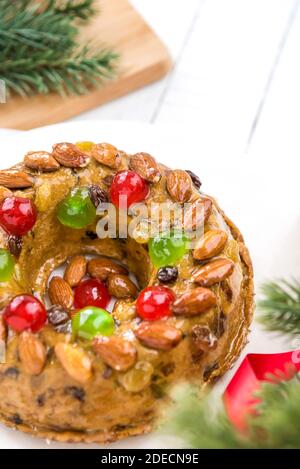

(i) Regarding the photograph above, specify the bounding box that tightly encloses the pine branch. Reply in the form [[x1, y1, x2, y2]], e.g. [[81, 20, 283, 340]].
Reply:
[[48, 0, 97, 20], [161, 377, 300, 448], [0, 0, 118, 97], [258, 279, 300, 335]]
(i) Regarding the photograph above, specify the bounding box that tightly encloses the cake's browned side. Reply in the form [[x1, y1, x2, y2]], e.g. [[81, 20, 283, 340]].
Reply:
[[0, 145, 254, 443]]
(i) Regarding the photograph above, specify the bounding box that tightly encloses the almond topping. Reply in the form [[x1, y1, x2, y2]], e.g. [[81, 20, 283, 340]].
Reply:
[[129, 152, 161, 183], [135, 322, 182, 351], [171, 287, 217, 317], [184, 197, 212, 231], [91, 143, 121, 169], [192, 258, 234, 287], [108, 274, 138, 299], [64, 255, 87, 287], [55, 342, 92, 383], [93, 336, 137, 371], [166, 169, 192, 203], [0, 170, 33, 188], [18, 331, 46, 375], [24, 151, 60, 172], [48, 276, 74, 310], [87, 258, 128, 281], [193, 230, 228, 260], [0, 186, 13, 201], [52, 142, 89, 168]]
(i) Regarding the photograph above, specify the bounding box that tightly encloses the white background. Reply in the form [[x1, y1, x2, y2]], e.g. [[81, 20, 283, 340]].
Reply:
[[75, 0, 300, 155], [3, 0, 300, 155], [1, 0, 300, 448]]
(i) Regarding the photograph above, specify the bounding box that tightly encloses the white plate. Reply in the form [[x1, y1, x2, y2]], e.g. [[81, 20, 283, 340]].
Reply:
[[0, 120, 299, 449]]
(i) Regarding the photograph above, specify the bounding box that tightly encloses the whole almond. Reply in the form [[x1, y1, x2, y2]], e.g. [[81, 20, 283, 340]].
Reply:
[[193, 230, 228, 260], [0, 170, 33, 188], [108, 274, 138, 299], [192, 258, 234, 287], [93, 336, 137, 371], [171, 287, 217, 317], [0, 186, 13, 201], [130, 152, 161, 183], [48, 276, 74, 310], [18, 331, 46, 375], [24, 151, 60, 172], [55, 342, 92, 383], [135, 322, 182, 351], [184, 197, 212, 231], [52, 142, 89, 168], [87, 258, 128, 281], [91, 143, 121, 168], [167, 169, 192, 203], [64, 255, 87, 287]]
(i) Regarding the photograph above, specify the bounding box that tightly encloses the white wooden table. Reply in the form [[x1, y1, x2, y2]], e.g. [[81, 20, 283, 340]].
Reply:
[[1, 0, 300, 159], [69, 0, 300, 158]]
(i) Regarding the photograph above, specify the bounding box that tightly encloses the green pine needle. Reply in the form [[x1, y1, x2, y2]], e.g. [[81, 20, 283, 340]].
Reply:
[[49, 0, 97, 20], [161, 376, 300, 448], [0, 0, 118, 97], [258, 279, 300, 335]]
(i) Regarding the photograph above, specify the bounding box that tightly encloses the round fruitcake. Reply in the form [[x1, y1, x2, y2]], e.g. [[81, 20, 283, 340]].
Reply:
[[0, 142, 254, 443]]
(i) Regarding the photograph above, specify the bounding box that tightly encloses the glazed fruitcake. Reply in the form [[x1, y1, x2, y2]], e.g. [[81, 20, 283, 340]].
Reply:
[[0, 142, 254, 442]]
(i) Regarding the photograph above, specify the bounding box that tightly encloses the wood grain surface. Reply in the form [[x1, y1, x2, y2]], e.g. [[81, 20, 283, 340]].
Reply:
[[0, 0, 171, 130]]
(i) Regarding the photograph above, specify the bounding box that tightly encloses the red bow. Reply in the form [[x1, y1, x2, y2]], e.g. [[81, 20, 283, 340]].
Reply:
[[223, 350, 300, 430]]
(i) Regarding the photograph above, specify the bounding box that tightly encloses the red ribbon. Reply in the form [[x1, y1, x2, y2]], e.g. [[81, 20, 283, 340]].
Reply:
[[223, 350, 300, 431]]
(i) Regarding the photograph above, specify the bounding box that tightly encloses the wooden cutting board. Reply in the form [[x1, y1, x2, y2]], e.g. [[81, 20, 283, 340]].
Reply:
[[0, 0, 171, 130]]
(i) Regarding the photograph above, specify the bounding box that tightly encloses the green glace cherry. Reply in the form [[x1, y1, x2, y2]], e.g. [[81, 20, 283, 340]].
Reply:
[[149, 231, 188, 267], [72, 306, 115, 341], [0, 248, 14, 282], [57, 187, 96, 229]]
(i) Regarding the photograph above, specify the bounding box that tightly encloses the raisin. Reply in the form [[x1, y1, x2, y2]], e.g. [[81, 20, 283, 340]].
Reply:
[[85, 231, 97, 240], [157, 266, 178, 284], [160, 362, 175, 377], [4, 367, 19, 378], [88, 184, 108, 208], [186, 170, 202, 190], [64, 386, 85, 402], [36, 394, 46, 407], [191, 325, 218, 353], [8, 235, 22, 257], [9, 413, 23, 425], [203, 362, 219, 382], [221, 280, 233, 301], [47, 305, 69, 326], [55, 322, 72, 334]]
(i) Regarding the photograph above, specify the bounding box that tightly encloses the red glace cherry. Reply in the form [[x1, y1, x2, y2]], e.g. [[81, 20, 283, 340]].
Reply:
[[74, 278, 111, 309], [110, 170, 150, 208], [0, 197, 37, 236], [3, 295, 47, 333], [136, 286, 175, 321]]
